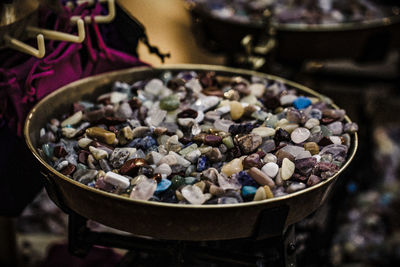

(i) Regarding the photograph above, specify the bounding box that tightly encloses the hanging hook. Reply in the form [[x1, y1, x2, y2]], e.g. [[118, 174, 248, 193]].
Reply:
[[70, 0, 115, 24], [26, 18, 86, 43], [4, 33, 45, 58]]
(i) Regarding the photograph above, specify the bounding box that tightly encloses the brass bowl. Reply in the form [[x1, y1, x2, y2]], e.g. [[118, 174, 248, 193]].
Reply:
[[188, 4, 400, 63], [24, 65, 358, 241]]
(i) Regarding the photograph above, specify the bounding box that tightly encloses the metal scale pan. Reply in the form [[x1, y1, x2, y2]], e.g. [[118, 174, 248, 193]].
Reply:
[[187, 1, 400, 65], [24, 65, 358, 241]]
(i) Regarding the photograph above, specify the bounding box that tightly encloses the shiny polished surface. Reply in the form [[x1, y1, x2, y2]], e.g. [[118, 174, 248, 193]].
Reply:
[[25, 65, 358, 240]]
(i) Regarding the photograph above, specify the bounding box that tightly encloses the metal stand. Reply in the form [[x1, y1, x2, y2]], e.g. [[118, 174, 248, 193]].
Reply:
[[41, 160, 296, 266], [66, 210, 296, 267]]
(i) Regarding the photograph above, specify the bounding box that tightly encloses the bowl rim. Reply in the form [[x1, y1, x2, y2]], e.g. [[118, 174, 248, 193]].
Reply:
[[188, 3, 400, 32], [24, 64, 358, 210]]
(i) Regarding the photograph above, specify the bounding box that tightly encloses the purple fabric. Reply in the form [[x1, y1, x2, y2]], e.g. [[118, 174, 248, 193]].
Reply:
[[81, 2, 148, 77], [0, 3, 147, 136]]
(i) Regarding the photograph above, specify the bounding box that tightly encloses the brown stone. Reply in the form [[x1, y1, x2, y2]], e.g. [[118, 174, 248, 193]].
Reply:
[[248, 167, 275, 188], [60, 163, 76, 176], [119, 158, 147, 176], [53, 146, 67, 158], [243, 153, 263, 169]]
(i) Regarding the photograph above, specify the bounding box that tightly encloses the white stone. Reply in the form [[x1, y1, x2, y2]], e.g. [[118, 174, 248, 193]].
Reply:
[[62, 127, 77, 138], [154, 163, 172, 176], [217, 173, 241, 191], [191, 124, 201, 136], [56, 160, 69, 171], [110, 91, 128, 104], [261, 162, 279, 178], [295, 150, 312, 160], [185, 149, 201, 163], [169, 151, 191, 167], [130, 178, 157, 200], [61, 111, 83, 127], [251, 126, 276, 138], [240, 94, 258, 105], [249, 83, 265, 97], [291, 127, 311, 144], [144, 79, 164, 95], [263, 153, 277, 164], [181, 185, 206, 205], [280, 94, 297, 105], [287, 182, 306, 193], [281, 158, 295, 180], [305, 118, 320, 129], [158, 155, 178, 166], [213, 119, 234, 132], [104, 171, 130, 189], [89, 146, 108, 160], [330, 136, 342, 144], [145, 109, 167, 127], [192, 96, 220, 111], [253, 186, 266, 201], [78, 137, 93, 148], [281, 145, 305, 158], [195, 110, 204, 123], [313, 154, 321, 162]]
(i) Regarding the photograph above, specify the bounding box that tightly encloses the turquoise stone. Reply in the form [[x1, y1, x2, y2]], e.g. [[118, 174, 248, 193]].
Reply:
[[42, 143, 53, 158], [242, 186, 258, 197], [293, 97, 311, 109], [155, 178, 172, 193]]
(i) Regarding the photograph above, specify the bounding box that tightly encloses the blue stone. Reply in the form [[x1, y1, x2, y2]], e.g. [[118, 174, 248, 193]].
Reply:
[[139, 136, 157, 150], [237, 171, 258, 187], [146, 145, 159, 153], [87, 181, 96, 188], [293, 97, 312, 109], [155, 178, 172, 193], [197, 156, 207, 172], [309, 109, 322, 120], [127, 138, 141, 148], [242, 186, 258, 198], [182, 142, 194, 149]]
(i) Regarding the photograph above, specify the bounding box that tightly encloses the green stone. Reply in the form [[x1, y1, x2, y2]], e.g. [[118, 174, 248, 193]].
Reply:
[[320, 125, 333, 137], [251, 110, 269, 121], [179, 144, 198, 156], [171, 175, 185, 190], [159, 95, 180, 111], [42, 144, 53, 158], [332, 160, 342, 167], [311, 125, 322, 134], [200, 124, 213, 133], [184, 177, 198, 185], [222, 136, 234, 149], [265, 115, 278, 128], [77, 163, 88, 171]]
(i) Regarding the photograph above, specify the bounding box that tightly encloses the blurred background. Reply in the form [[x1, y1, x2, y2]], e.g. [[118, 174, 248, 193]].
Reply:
[[1, 0, 400, 266]]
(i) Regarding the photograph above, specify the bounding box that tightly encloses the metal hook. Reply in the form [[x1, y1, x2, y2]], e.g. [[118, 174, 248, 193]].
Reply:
[[4, 33, 45, 58], [26, 18, 86, 43], [70, 0, 116, 24]]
